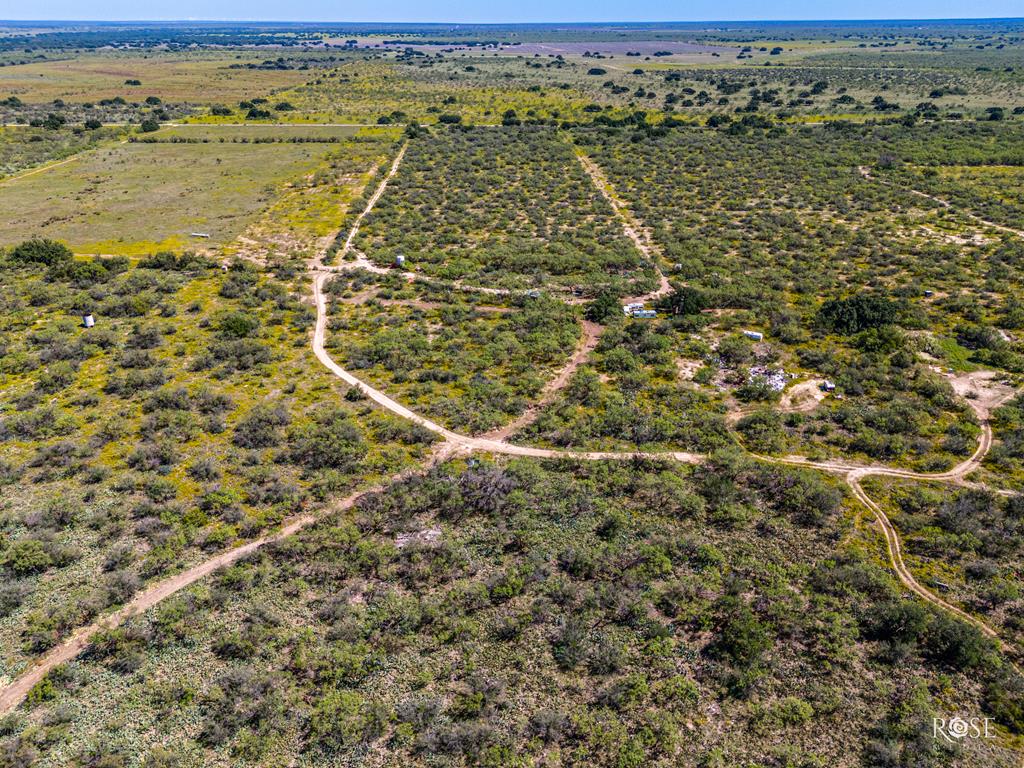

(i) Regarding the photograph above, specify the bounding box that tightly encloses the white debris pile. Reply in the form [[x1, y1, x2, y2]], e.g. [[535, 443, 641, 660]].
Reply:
[[749, 365, 788, 392], [396, 528, 443, 549]]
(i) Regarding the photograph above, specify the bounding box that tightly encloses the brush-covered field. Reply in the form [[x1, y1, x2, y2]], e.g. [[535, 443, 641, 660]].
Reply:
[[349, 126, 650, 292], [0, 18, 1024, 768], [0, 245, 436, 681], [323, 271, 580, 433], [7, 456, 1024, 767]]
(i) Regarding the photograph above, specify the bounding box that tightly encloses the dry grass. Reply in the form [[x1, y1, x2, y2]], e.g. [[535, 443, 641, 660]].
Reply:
[[0, 128, 375, 254], [0, 51, 310, 104]]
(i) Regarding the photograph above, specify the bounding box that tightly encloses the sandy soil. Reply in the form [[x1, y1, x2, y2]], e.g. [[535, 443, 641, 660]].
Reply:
[[779, 379, 828, 414], [944, 369, 1017, 420], [677, 358, 702, 381], [480, 320, 604, 441], [3, 145, 1022, 717]]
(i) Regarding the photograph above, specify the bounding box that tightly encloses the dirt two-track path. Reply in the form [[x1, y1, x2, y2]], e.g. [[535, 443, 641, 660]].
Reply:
[[575, 152, 672, 302], [858, 165, 1024, 241], [1, 143, 1020, 716], [0, 486, 373, 714], [479, 320, 604, 442]]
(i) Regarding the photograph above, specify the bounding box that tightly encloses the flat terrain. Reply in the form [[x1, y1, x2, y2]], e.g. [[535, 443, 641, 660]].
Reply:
[[0, 125, 124, 178], [0, 126, 371, 254], [351, 127, 649, 291], [0, 52, 312, 104], [1, 17, 1024, 768]]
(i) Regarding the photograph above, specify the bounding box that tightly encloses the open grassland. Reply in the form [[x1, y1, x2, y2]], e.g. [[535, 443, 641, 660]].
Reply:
[[0, 125, 124, 179], [0, 128, 384, 255], [148, 124, 367, 140], [0, 52, 312, 105], [227, 131, 400, 261]]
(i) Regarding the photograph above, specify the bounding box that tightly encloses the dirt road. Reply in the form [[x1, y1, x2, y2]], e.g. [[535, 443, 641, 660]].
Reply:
[[0, 155, 81, 185], [846, 471, 999, 639], [0, 433, 462, 717], [341, 142, 408, 257], [575, 151, 672, 304], [313, 271, 704, 463], [859, 165, 1024, 240], [1, 147, 1019, 717], [0, 488, 355, 714], [480, 320, 604, 441], [314, 265, 1015, 658]]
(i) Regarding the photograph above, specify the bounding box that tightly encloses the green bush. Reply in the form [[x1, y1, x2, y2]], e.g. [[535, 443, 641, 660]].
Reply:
[[218, 311, 260, 339], [2, 540, 54, 576], [8, 239, 73, 267], [708, 595, 771, 669], [287, 407, 366, 472], [585, 289, 623, 323], [657, 286, 708, 316], [818, 294, 897, 335], [309, 689, 388, 751]]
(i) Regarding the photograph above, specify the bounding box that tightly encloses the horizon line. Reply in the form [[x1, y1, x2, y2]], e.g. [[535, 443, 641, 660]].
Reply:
[[3, 16, 1024, 25]]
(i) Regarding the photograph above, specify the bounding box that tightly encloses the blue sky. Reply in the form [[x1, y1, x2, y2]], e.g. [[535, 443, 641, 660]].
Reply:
[[4, 1, 1022, 23]]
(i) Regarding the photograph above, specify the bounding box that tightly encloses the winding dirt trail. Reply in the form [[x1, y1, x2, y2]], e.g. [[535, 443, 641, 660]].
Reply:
[[313, 272, 704, 464], [0, 145, 1019, 717], [0, 464, 437, 716], [847, 472, 1000, 639], [0, 155, 80, 185]]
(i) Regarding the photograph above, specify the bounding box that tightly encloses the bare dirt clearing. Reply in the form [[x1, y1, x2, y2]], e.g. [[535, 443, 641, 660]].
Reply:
[[780, 379, 829, 414], [677, 358, 702, 381], [942, 369, 1016, 420]]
